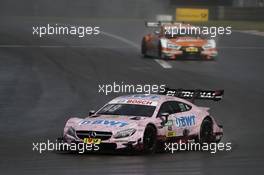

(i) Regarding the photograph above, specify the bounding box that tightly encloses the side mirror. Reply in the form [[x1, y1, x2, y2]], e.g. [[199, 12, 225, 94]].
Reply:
[[88, 110, 95, 116], [160, 112, 169, 126]]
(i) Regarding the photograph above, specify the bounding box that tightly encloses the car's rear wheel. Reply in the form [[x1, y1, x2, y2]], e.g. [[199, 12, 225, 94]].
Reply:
[[199, 118, 214, 143], [143, 125, 157, 153], [141, 38, 147, 57], [158, 41, 163, 59], [203, 54, 217, 61]]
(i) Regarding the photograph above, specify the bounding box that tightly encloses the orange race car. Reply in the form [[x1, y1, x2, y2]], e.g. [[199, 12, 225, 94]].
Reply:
[[141, 22, 218, 60]]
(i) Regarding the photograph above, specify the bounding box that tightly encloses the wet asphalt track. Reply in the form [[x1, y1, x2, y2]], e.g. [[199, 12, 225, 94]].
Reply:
[[0, 16, 264, 175]]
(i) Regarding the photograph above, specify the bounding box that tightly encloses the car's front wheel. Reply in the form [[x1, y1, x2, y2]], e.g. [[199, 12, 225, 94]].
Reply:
[[158, 41, 163, 59], [143, 125, 157, 153]]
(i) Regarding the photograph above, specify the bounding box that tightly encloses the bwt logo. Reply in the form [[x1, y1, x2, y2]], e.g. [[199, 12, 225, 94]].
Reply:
[[175, 115, 195, 127], [79, 119, 128, 127]]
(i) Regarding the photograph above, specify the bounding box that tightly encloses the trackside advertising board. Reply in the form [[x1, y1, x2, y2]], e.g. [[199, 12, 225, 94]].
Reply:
[[176, 8, 209, 22]]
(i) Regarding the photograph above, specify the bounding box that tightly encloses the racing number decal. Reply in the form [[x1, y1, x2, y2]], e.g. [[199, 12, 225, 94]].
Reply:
[[83, 138, 101, 144], [83, 138, 92, 144], [185, 47, 198, 52], [93, 139, 101, 144]]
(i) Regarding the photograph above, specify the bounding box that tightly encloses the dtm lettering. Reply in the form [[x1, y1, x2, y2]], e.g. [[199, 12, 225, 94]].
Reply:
[[79, 120, 128, 127], [175, 115, 195, 127]]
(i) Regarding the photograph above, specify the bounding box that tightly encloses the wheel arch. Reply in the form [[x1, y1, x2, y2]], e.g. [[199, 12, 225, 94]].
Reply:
[[145, 123, 157, 134], [203, 116, 213, 122]]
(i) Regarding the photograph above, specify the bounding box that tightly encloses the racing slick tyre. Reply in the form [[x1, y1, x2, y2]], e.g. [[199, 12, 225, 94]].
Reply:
[[199, 118, 214, 143], [143, 125, 157, 153], [158, 41, 163, 59], [211, 56, 217, 61], [204, 55, 216, 61], [158, 41, 169, 60], [207, 57, 216, 61], [141, 38, 148, 57]]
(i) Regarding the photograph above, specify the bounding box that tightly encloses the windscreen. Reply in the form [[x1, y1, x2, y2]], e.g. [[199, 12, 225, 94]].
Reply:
[[97, 104, 156, 117], [164, 28, 207, 39]]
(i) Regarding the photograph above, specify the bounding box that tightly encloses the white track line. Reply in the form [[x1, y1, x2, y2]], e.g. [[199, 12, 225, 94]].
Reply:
[[101, 31, 140, 49], [101, 31, 172, 69], [1, 45, 262, 49], [237, 30, 264, 37], [0, 45, 69, 48], [154, 59, 172, 69], [1, 45, 263, 50], [0, 45, 132, 48], [0, 31, 173, 69], [219, 46, 264, 49]]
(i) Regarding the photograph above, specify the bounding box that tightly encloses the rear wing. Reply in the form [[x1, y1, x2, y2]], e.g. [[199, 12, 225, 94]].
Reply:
[[145, 21, 182, 28], [145, 14, 176, 27], [160, 88, 224, 101], [145, 21, 161, 28]]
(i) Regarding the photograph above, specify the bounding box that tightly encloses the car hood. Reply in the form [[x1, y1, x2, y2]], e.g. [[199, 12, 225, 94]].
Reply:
[[71, 115, 145, 132], [168, 37, 207, 47]]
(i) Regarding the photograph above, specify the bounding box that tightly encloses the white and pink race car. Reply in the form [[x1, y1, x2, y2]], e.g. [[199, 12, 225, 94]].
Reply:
[[61, 88, 224, 153]]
